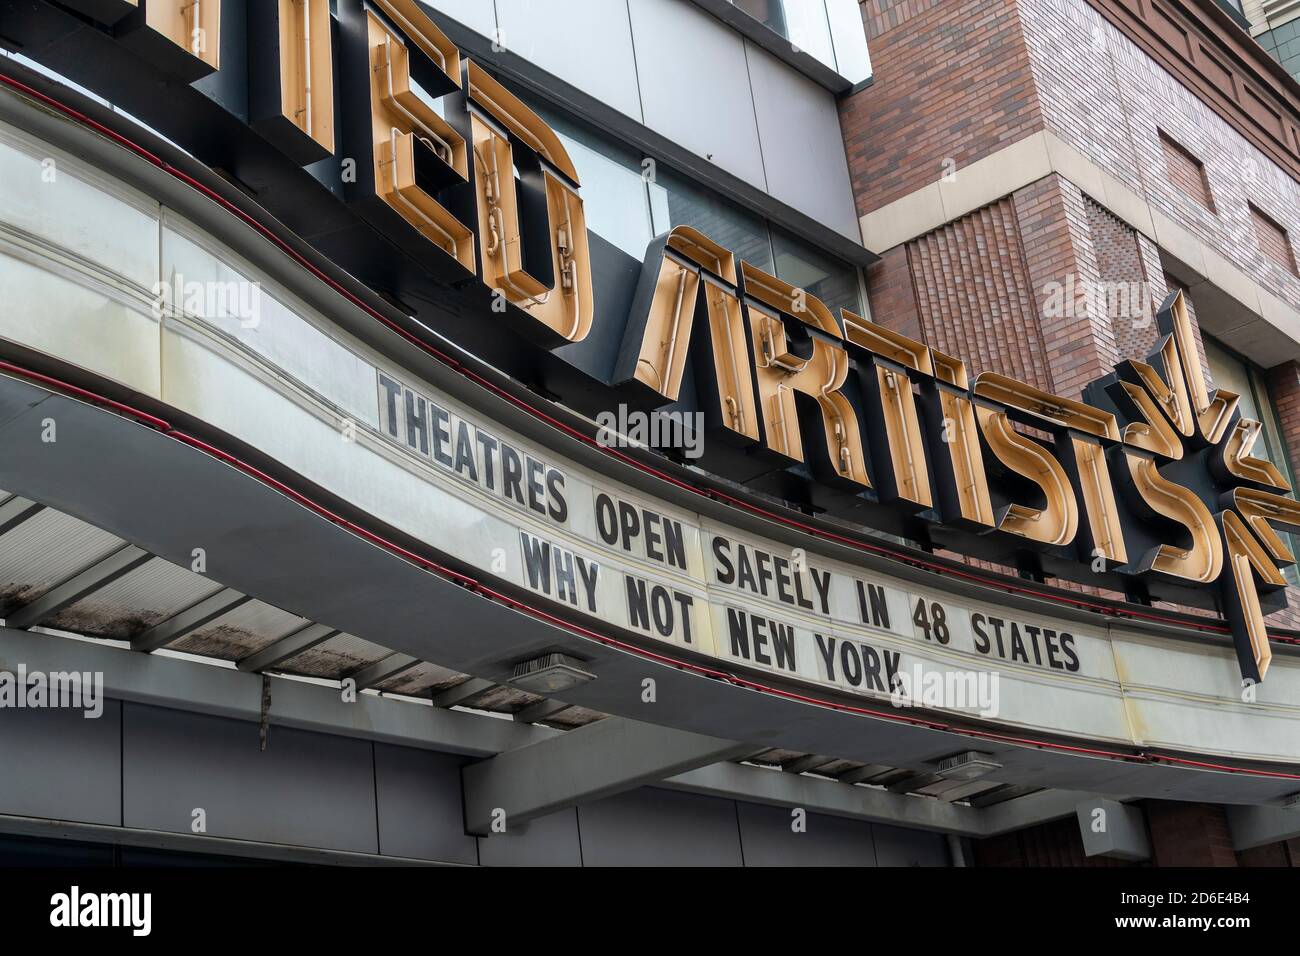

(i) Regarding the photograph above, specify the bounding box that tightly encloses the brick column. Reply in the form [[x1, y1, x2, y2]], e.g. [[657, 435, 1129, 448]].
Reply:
[[1144, 801, 1238, 867], [1267, 361, 1300, 482], [865, 246, 925, 342], [1087, 198, 1167, 362], [1012, 174, 1120, 401], [1135, 234, 1169, 319], [1263, 360, 1300, 629]]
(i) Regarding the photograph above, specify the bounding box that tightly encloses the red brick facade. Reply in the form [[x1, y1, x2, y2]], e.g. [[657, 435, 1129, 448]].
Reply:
[[905, 196, 1050, 391], [1159, 131, 1217, 213], [1145, 802, 1239, 867], [843, 0, 1300, 313], [1251, 204, 1298, 276], [843, 0, 1045, 214], [844, 0, 1300, 866], [850, 0, 1300, 629], [1018, 0, 1300, 313], [973, 813, 1139, 867], [973, 802, 1300, 867]]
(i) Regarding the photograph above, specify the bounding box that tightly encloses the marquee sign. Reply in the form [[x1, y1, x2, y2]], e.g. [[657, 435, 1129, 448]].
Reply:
[[7, 0, 1300, 686]]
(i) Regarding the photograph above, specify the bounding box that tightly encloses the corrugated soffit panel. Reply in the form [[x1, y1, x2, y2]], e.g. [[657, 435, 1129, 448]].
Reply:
[[43, 557, 224, 639], [0, 509, 124, 609], [276, 631, 392, 678], [169, 599, 310, 660]]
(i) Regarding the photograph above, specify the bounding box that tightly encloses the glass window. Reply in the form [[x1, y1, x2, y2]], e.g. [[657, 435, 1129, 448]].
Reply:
[[731, 0, 871, 84], [825, 0, 873, 85], [1203, 339, 1287, 469], [771, 226, 862, 318], [648, 167, 776, 273], [520, 97, 657, 261], [1204, 336, 1300, 584], [733, 0, 835, 70], [555, 132, 657, 260], [513, 82, 863, 315]]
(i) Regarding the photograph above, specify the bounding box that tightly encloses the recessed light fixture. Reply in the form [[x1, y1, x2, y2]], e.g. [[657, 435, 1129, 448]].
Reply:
[[934, 751, 1002, 781], [507, 653, 596, 695]]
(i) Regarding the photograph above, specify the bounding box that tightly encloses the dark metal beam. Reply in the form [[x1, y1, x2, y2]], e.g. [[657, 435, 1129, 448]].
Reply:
[[938, 779, 1005, 804], [836, 764, 894, 785], [513, 698, 572, 724], [131, 587, 251, 652], [463, 717, 752, 835], [349, 652, 419, 690], [236, 622, 338, 672], [783, 754, 836, 775], [431, 677, 494, 709], [967, 784, 1039, 809], [0, 495, 43, 537], [666, 761, 985, 835], [5, 544, 153, 629], [887, 772, 945, 794], [0, 624, 554, 757]]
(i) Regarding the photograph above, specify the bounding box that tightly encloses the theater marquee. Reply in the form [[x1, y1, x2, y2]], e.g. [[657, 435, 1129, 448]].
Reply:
[[4, 0, 1300, 694]]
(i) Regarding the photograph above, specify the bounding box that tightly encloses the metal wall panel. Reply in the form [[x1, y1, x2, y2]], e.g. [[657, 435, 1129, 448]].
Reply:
[[0, 700, 121, 826], [745, 40, 859, 240], [736, 801, 880, 866], [626, 0, 767, 189], [420, 0, 499, 38], [577, 786, 744, 866], [422, 0, 862, 247], [0, 689, 952, 863], [122, 703, 379, 853], [871, 822, 950, 866], [477, 807, 583, 867], [496, 0, 644, 122], [373, 744, 478, 864]]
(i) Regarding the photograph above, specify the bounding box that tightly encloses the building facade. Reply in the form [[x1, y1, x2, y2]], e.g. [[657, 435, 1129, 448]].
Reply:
[[844, 0, 1300, 864], [0, 0, 1298, 868]]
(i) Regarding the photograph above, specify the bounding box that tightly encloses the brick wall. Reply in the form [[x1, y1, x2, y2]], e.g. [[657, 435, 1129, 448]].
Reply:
[[905, 196, 1051, 391], [1159, 130, 1217, 213], [973, 801, 1300, 866], [1268, 361, 1300, 485], [864, 245, 924, 341], [872, 176, 1129, 402], [1013, 174, 1122, 399], [839, 0, 1045, 215], [850, 0, 1300, 628], [973, 813, 1140, 867], [1145, 801, 1239, 867], [1018, 0, 1300, 314], [844, 0, 1300, 314], [1087, 197, 1162, 360], [1251, 203, 1299, 276]]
